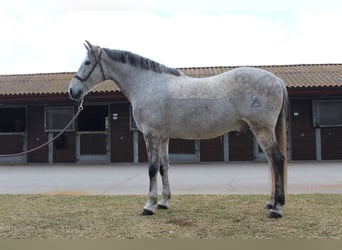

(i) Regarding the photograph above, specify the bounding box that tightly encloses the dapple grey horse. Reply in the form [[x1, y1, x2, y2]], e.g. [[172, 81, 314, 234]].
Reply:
[[69, 41, 288, 218]]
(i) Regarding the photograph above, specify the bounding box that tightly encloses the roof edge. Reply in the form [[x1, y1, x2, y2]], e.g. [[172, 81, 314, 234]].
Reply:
[[0, 72, 75, 77], [179, 63, 342, 70], [2, 63, 342, 77]]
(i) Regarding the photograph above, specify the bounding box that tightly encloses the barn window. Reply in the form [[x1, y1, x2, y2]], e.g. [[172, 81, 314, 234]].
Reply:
[[313, 100, 342, 127], [0, 107, 26, 132], [45, 106, 75, 132], [78, 105, 108, 132]]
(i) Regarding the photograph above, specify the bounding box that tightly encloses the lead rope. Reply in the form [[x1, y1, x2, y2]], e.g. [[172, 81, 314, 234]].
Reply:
[[0, 100, 84, 158]]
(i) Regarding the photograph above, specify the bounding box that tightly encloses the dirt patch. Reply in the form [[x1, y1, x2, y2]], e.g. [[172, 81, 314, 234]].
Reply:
[[42, 190, 90, 196], [166, 218, 195, 227]]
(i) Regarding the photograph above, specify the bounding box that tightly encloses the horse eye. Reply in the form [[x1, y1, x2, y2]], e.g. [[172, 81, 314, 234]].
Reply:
[[85, 61, 91, 66]]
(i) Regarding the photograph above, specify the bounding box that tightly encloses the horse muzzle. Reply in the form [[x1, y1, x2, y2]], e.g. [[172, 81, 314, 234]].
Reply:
[[68, 87, 83, 101], [68, 80, 86, 101]]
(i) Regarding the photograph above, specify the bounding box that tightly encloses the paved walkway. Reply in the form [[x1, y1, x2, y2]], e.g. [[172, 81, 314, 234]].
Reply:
[[0, 161, 341, 195]]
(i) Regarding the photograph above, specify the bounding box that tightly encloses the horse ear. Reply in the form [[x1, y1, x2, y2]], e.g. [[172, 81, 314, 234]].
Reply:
[[84, 40, 94, 51], [85, 40, 93, 49], [84, 42, 90, 51], [84, 40, 100, 57]]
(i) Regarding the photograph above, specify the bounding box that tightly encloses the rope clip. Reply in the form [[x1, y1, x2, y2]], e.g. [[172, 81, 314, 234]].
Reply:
[[78, 99, 84, 112]]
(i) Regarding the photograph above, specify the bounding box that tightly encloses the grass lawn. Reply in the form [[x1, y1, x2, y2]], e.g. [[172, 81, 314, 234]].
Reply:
[[0, 194, 341, 239]]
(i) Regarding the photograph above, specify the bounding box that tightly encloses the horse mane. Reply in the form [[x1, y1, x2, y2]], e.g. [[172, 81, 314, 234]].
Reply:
[[103, 48, 182, 77]]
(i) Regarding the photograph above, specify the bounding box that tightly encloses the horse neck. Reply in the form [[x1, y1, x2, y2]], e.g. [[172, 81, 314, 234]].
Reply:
[[102, 55, 171, 102]]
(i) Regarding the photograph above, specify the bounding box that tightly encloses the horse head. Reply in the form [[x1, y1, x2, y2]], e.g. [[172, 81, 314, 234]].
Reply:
[[68, 40, 105, 101]]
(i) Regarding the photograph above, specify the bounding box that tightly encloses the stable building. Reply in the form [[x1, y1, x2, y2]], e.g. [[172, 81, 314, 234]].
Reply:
[[0, 64, 342, 164]]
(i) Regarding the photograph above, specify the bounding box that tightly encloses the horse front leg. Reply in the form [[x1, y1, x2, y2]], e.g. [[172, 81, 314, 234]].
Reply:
[[142, 134, 161, 216], [158, 139, 171, 210]]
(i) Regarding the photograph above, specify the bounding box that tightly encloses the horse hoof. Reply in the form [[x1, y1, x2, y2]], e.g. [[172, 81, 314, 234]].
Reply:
[[141, 209, 154, 216], [157, 204, 169, 210], [267, 209, 282, 219]]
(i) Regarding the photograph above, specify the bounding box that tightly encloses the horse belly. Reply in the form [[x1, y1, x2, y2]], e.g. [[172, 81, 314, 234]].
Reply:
[[169, 121, 239, 140]]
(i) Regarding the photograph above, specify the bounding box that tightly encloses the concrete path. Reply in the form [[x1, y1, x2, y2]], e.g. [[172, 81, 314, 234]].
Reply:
[[0, 161, 341, 195]]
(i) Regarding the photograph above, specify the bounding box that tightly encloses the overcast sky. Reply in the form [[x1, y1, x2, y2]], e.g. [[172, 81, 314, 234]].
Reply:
[[1, 0, 342, 74]]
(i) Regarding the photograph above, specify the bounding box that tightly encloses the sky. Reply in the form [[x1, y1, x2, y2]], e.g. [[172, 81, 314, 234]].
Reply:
[[1, 0, 342, 74]]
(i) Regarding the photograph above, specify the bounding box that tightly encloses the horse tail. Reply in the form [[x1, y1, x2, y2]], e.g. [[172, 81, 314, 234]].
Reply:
[[275, 80, 288, 194]]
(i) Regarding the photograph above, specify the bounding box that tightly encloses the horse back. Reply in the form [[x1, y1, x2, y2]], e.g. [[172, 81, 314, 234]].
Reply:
[[168, 67, 284, 118]]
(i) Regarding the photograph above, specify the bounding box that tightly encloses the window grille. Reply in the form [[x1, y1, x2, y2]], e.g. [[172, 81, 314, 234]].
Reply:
[[44, 106, 75, 132], [313, 100, 342, 127]]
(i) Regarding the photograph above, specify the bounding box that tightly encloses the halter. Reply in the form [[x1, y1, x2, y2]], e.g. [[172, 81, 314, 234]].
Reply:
[[74, 48, 106, 82]]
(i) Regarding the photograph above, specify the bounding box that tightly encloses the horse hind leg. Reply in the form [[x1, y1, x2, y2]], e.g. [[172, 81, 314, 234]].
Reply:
[[252, 127, 285, 219], [157, 139, 171, 210], [266, 146, 285, 219]]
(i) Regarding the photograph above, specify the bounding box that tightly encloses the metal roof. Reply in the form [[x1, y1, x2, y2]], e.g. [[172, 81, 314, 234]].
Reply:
[[0, 72, 120, 96], [181, 64, 342, 88], [0, 64, 341, 96]]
